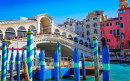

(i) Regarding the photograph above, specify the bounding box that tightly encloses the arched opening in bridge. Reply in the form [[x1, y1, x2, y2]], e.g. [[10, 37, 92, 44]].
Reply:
[[54, 29, 60, 35], [40, 17, 51, 34], [30, 25, 37, 34], [5, 27, 16, 39], [74, 37, 78, 43], [84, 42, 88, 47], [17, 26, 26, 36], [79, 40, 83, 45], [0, 30, 3, 40], [36, 43, 73, 59], [68, 35, 73, 40], [62, 32, 66, 37]]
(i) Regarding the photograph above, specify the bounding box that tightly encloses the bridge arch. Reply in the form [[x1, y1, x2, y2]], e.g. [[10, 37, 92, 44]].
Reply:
[[0, 30, 3, 40], [29, 25, 37, 34], [40, 17, 51, 34], [54, 29, 60, 35], [5, 27, 16, 39], [17, 26, 26, 36], [79, 40, 83, 45], [74, 37, 78, 43], [62, 32, 66, 37]]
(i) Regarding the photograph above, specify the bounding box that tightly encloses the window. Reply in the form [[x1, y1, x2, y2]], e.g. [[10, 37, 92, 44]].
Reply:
[[121, 33, 125, 39], [114, 30, 116, 35], [94, 29, 98, 34], [117, 38, 120, 42], [87, 31, 90, 35], [101, 24, 104, 27], [120, 17, 123, 20], [65, 25, 66, 27], [77, 33, 79, 35], [120, 23, 123, 28], [77, 23, 78, 26], [110, 23, 112, 26], [119, 10, 125, 13], [128, 41, 130, 48], [86, 19, 89, 22], [117, 29, 119, 35], [82, 34, 84, 37], [70, 24, 72, 26], [121, 42, 125, 48], [93, 23, 97, 27], [129, 9, 130, 12], [117, 45, 120, 48], [106, 23, 109, 26], [110, 30, 112, 34], [116, 22, 119, 25], [102, 31, 104, 35], [87, 38, 90, 42], [86, 25, 90, 28], [93, 17, 97, 20], [107, 39, 110, 42]]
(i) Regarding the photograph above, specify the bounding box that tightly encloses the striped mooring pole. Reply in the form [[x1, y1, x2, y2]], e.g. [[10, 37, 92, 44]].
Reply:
[[57, 39, 62, 79], [6, 48, 9, 74], [1, 36, 7, 81], [16, 49, 20, 81], [26, 26, 34, 81], [81, 53, 86, 80], [21, 48, 25, 69], [34, 47, 37, 66], [93, 33, 99, 81], [102, 45, 110, 81], [73, 48, 80, 81], [54, 50, 59, 81], [10, 47, 14, 81], [40, 50, 45, 81]]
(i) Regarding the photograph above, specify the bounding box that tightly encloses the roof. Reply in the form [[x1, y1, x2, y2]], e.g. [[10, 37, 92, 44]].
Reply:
[[101, 17, 119, 23], [0, 19, 37, 24]]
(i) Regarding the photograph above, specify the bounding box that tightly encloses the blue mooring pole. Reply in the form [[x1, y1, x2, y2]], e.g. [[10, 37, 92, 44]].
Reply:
[[73, 48, 80, 81], [102, 45, 110, 81], [81, 53, 86, 80], [21, 48, 25, 69], [16, 49, 20, 81], [10, 47, 14, 81], [40, 50, 45, 81], [6, 48, 9, 75], [54, 50, 59, 81]]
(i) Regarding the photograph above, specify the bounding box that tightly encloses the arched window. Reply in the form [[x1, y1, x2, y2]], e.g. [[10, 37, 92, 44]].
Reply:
[[87, 38, 90, 42], [5, 27, 16, 39], [30, 25, 37, 33], [62, 32, 66, 37], [120, 23, 123, 28], [93, 23, 97, 27], [87, 31, 90, 35], [94, 29, 98, 34], [79, 40, 83, 45], [86, 25, 90, 28], [68, 35, 72, 38], [0, 30, 3, 40], [74, 37, 78, 43], [121, 33, 125, 39], [18, 26, 26, 36], [54, 29, 60, 35]]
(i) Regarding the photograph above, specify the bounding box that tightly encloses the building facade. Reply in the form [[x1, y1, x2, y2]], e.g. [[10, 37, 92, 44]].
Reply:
[[100, 0, 130, 56], [58, 18, 84, 38], [83, 10, 107, 51]]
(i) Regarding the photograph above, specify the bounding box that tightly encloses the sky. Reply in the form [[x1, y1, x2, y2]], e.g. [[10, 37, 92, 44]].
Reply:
[[0, 0, 130, 24]]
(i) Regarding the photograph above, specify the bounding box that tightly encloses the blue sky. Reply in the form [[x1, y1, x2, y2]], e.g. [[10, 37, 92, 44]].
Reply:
[[0, 0, 129, 24]]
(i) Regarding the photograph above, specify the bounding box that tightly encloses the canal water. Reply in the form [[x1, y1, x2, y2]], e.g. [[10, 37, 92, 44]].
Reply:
[[20, 61, 130, 81]]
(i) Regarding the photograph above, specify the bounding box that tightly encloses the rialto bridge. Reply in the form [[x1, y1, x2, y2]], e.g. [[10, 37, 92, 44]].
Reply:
[[0, 13, 93, 56]]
